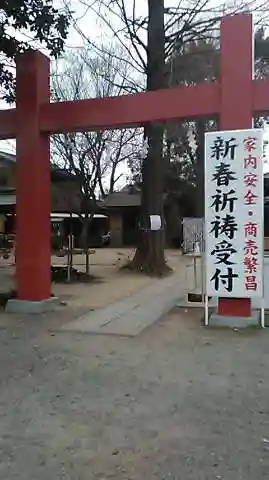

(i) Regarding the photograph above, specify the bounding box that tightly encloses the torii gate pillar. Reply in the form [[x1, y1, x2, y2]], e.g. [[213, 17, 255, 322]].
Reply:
[[8, 52, 52, 312], [217, 14, 253, 318]]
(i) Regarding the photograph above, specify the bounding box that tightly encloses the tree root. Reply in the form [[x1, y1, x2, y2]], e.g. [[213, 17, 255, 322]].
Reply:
[[121, 254, 172, 277]]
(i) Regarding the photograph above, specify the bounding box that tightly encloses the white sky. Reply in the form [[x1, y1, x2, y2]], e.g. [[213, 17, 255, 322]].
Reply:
[[0, 0, 269, 171]]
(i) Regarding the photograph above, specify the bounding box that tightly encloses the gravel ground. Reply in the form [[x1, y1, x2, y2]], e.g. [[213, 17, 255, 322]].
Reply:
[[0, 308, 269, 479]]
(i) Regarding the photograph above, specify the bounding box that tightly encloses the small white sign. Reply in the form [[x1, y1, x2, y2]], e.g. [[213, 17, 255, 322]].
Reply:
[[150, 215, 161, 231], [205, 129, 264, 298]]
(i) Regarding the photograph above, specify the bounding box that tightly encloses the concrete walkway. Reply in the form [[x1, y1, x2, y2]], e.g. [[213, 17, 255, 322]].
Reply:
[[61, 271, 184, 336]]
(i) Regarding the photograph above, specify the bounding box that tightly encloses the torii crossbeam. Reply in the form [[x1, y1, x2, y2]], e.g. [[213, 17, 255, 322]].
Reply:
[[0, 13, 268, 316]]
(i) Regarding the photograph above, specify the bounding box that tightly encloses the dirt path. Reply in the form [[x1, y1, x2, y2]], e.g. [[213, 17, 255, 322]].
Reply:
[[0, 309, 269, 479]]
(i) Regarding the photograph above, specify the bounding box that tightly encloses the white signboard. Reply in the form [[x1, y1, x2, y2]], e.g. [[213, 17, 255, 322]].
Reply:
[[150, 215, 161, 231], [205, 129, 264, 298]]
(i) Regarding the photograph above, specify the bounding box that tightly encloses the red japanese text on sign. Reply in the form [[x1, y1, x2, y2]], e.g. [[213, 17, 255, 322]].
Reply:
[[243, 137, 257, 153], [244, 222, 258, 237], [242, 135, 260, 293], [244, 189, 257, 205], [244, 172, 258, 187], [244, 239, 258, 256], [244, 155, 257, 169], [245, 275, 258, 291], [244, 256, 258, 274]]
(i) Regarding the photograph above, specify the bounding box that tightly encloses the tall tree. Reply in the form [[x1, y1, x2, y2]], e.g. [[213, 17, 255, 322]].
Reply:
[[130, 0, 167, 274], [0, 0, 70, 102]]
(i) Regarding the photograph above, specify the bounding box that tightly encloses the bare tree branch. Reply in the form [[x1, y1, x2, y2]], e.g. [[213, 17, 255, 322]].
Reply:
[[69, 0, 269, 90], [52, 46, 143, 206]]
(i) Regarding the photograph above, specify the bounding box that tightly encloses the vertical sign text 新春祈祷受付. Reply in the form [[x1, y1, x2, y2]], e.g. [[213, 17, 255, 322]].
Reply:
[[205, 129, 264, 298]]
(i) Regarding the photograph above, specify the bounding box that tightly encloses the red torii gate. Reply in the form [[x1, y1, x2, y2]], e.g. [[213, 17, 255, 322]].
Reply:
[[0, 13, 269, 316]]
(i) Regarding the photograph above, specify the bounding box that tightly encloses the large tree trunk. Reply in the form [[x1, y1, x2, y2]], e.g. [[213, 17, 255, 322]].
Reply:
[[131, 0, 168, 275]]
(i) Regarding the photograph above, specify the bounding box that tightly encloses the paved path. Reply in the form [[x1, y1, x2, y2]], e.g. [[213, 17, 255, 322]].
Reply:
[[61, 271, 185, 336]]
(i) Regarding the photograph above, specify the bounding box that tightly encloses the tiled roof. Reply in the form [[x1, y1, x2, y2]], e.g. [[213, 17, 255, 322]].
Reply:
[[103, 192, 141, 208]]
